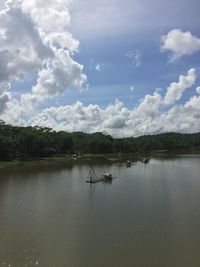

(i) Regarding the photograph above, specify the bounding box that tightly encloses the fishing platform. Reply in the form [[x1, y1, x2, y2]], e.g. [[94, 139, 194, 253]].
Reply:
[[86, 168, 114, 184]]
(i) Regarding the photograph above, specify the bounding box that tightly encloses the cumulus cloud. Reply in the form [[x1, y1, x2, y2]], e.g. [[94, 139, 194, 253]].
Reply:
[[161, 96, 200, 133], [137, 92, 162, 117], [2, 95, 200, 137], [0, 92, 10, 113], [103, 100, 129, 130], [0, 1, 199, 137], [1, 68, 200, 137], [0, 0, 86, 109], [20, 0, 79, 52], [20, 94, 200, 137], [21, 48, 86, 107], [0, 98, 25, 124], [27, 101, 102, 133], [164, 68, 196, 105], [0, 82, 10, 113], [0, 6, 51, 83], [161, 29, 200, 61]]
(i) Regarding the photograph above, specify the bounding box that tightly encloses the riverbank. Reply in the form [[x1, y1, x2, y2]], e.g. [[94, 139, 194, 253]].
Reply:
[[1, 150, 200, 169]]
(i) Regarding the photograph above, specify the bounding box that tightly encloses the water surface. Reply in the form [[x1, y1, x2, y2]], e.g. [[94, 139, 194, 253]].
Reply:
[[0, 155, 200, 267]]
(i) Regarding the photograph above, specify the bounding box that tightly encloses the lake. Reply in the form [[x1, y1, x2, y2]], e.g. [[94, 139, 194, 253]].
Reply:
[[0, 154, 200, 267]]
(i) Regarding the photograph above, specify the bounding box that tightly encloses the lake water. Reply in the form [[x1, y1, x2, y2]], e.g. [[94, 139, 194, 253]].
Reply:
[[0, 154, 200, 267]]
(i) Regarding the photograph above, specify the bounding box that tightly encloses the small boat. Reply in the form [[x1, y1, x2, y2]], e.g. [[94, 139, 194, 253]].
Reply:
[[126, 160, 131, 167], [71, 154, 77, 160], [143, 157, 150, 164]]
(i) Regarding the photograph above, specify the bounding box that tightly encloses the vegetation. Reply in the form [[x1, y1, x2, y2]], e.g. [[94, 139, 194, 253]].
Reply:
[[0, 120, 200, 161]]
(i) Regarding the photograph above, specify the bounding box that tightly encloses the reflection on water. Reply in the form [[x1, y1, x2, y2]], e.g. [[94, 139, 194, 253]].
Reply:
[[0, 155, 200, 267]]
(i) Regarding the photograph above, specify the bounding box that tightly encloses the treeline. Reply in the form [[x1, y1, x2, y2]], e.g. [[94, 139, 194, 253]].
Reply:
[[0, 120, 200, 161]]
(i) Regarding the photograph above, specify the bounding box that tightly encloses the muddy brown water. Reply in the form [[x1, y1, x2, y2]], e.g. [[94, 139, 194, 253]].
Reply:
[[0, 155, 200, 267]]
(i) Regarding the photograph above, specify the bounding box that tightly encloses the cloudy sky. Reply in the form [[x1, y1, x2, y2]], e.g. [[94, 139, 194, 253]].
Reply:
[[0, 0, 200, 137]]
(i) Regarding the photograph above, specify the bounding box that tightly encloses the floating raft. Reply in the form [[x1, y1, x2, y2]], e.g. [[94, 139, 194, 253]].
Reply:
[[86, 168, 113, 184]]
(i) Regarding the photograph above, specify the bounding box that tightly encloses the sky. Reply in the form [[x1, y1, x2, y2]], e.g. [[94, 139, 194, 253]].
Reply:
[[0, 0, 200, 137]]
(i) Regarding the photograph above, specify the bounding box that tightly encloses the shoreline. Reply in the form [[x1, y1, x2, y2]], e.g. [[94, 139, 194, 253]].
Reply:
[[0, 150, 200, 169]]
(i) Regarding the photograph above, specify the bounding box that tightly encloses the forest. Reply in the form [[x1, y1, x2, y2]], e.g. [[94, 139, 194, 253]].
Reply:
[[0, 120, 200, 161]]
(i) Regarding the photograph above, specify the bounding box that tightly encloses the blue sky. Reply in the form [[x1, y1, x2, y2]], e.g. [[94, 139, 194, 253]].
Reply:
[[69, 0, 200, 106], [0, 0, 200, 136]]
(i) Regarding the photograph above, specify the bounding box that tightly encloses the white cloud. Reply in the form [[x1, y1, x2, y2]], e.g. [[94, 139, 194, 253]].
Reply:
[[1, 68, 200, 137], [164, 68, 196, 105], [130, 86, 134, 92], [20, 0, 79, 52], [2, 94, 200, 137], [0, 0, 6, 9], [0, 82, 10, 94], [25, 93, 200, 137], [0, 82, 10, 113], [95, 64, 101, 71], [161, 29, 200, 61], [0, 1, 199, 137], [27, 101, 102, 133], [0, 98, 26, 124], [103, 100, 129, 130], [0, 92, 10, 113], [0, 0, 86, 108], [136, 92, 162, 117], [21, 48, 86, 107], [196, 87, 200, 94], [0, 6, 52, 83], [161, 95, 200, 133]]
